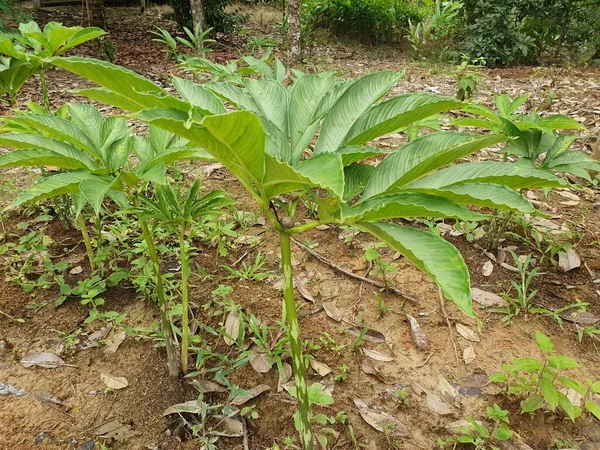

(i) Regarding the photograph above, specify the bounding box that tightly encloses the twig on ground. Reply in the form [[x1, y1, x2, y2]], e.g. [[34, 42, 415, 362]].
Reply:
[[242, 417, 250, 450], [416, 351, 436, 368], [438, 288, 461, 372], [291, 237, 418, 303]]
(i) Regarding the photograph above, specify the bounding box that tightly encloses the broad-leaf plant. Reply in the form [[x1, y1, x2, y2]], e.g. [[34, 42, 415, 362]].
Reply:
[[0, 103, 215, 377], [6, 55, 575, 449]]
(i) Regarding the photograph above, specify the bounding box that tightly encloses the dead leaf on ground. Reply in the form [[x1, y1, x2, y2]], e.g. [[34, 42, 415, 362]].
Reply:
[[202, 162, 224, 178], [455, 324, 480, 342], [426, 392, 455, 416], [557, 248, 581, 272], [361, 362, 395, 384], [315, 225, 330, 230], [310, 359, 332, 377], [163, 400, 205, 416], [69, 265, 83, 275], [34, 392, 64, 406], [482, 261, 494, 277], [437, 376, 461, 408], [278, 362, 292, 392], [295, 278, 315, 303], [21, 352, 65, 369], [104, 331, 126, 355], [323, 303, 342, 322], [446, 419, 483, 432], [557, 190, 580, 202], [471, 288, 507, 308], [212, 417, 244, 437], [406, 314, 429, 351], [95, 419, 138, 442], [353, 399, 409, 437], [100, 373, 129, 390], [348, 327, 386, 344], [189, 379, 227, 394], [363, 349, 394, 362], [249, 351, 271, 374], [224, 310, 240, 346], [463, 345, 476, 365], [559, 308, 599, 325], [231, 384, 270, 406]]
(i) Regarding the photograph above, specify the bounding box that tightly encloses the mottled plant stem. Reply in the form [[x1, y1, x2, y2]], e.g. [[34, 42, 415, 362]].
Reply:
[[279, 231, 313, 450]]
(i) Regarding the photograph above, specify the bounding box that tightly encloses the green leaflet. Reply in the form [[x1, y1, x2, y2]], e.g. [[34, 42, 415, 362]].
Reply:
[[362, 132, 504, 199], [345, 94, 464, 146], [343, 192, 488, 222], [358, 222, 474, 317]]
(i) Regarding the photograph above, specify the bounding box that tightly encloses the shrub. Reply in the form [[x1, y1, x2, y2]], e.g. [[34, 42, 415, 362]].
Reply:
[[461, 0, 600, 66], [303, 0, 427, 44]]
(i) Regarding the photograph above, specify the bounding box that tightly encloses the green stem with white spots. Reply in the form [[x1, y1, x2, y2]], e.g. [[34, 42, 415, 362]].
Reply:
[[280, 231, 314, 450], [179, 225, 190, 375]]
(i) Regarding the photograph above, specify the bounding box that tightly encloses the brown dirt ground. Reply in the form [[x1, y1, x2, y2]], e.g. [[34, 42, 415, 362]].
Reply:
[[1, 4, 600, 450]]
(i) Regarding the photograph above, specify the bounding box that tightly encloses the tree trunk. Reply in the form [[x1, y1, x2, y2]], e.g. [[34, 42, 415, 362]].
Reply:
[[140, 0, 149, 14], [190, 0, 207, 30], [170, 0, 192, 29], [84, 0, 107, 29], [287, 0, 301, 65]]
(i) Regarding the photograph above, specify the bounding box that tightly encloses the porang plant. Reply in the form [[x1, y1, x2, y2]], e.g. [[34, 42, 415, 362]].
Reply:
[[46, 56, 572, 449], [0, 104, 216, 377], [0, 21, 105, 108]]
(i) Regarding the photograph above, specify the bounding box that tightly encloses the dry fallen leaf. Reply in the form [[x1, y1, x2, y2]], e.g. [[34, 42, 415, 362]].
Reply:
[[323, 303, 342, 322], [100, 373, 129, 390], [310, 359, 332, 377], [455, 323, 480, 342], [249, 351, 271, 374], [446, 419, 483, 432], [296, 278, 315, 303], [406, 314, 429, 351], [471, 288, 506, 308], [189, 379, 227, 394], [482, 260, 494, 277], [213, 417, 244, 437], [353, 399, 409, 437], [557, 248, 581, 272], [202, 162, 224, 178], [437, 376, 461, 408], [315, 224, 330, 230], [104, 331, 126, 355], [363, 349, 394, 362], [278, 362, 293, 392], [95, 419, 138, 442], [231, 384, 270, 406], [163, 400, 203, 415], [426, 392, 455, 416], [558, 308, 599, 326], [69, 265, 83, 275], [21, 352, 65, 369], [224, 310, 240, 346], [348, 327, 386, 344], [361, 362, 395, 384], [463, 345, 476, 365], [557, 190, 580, 201]]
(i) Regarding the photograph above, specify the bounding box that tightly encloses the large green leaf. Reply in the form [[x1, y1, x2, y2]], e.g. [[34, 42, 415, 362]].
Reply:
[[0, 148, 90, 170], [244, 78, 289, 139], [336, 145, 390, 165], [80, 177, 114, 213], [172, 77, 226, 115], [2, 114, 99, 159], [408, 183, 536, 213], [288, 73, 337, 163], [6, 171, 95, 209], [362, 132, 504, 199], [345, 94, 464, 146], [314, 71, 401, 154], [262, 152, 344, 199], [343, 163, 375, 201], [0, 134, 97, 168], [345, 192, 488, 222], [51, 57, 188, 112], [406, 161, 568, 190], [358, 222, 474, 317]]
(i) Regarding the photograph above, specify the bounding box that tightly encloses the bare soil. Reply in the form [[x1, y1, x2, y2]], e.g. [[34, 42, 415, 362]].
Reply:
[[1, 4, 600, 450]]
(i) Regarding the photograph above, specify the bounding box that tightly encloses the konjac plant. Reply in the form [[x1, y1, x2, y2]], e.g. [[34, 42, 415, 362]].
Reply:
[[30, 56, 574, 449]]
